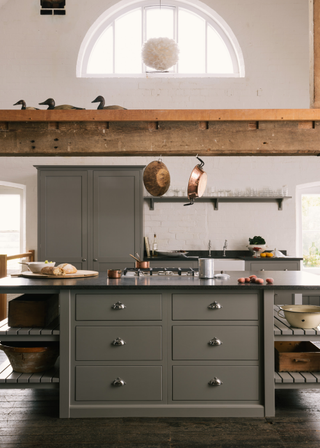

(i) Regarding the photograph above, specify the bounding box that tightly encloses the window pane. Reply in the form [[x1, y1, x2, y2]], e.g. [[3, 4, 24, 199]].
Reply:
[[178, 9, 205, 74], [207, 25, 233, 74], [146, 7, 174, 40], [88, 26, 114, 74], [0, 195, 20, 256], [115, 9, 142, 73], [302, 195, 320, 267]]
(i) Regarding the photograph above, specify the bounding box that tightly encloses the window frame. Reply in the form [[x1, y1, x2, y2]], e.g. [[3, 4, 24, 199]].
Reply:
[[0, 181, 26, 257], [77, 0, 245, 78], [296, 182, 320, 276]]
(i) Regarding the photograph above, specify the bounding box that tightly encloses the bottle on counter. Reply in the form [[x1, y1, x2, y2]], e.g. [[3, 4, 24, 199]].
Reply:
[[152, 234, 158, 257]]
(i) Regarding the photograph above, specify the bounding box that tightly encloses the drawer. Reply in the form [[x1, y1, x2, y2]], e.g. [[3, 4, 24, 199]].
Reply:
[[172, 325, 259, 360], [173, 365, 259, 401], [248, 261, 300, 271], [172, 294, 258, 320], [76, 326, 162, 361], [75, 294, 162, 321], [75, 366, 162, 401]]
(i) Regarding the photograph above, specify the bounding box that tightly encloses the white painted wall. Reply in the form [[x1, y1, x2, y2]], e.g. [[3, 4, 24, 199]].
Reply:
[[0, 0, 316, 258]]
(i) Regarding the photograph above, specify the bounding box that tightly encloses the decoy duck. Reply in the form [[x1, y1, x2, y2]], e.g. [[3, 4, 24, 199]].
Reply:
[[13, 100, 39, 110], [91, 95, 127, 110], [38, 98, 85, 110]]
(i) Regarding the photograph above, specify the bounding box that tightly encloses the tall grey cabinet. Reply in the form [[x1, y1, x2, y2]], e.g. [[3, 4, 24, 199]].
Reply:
[[36, 166, 144, 271]]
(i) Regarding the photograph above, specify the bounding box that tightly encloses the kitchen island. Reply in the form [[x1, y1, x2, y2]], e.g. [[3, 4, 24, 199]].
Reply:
[[0, 270, 320, 419]]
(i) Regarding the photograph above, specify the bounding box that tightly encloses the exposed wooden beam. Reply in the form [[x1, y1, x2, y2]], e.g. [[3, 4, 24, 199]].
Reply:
[[1, 120, 320, 156]]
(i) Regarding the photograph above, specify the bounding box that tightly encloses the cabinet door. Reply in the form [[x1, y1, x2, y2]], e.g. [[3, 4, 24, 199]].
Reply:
[[38, 169, 88, 270], [92, 170, 142, 271]]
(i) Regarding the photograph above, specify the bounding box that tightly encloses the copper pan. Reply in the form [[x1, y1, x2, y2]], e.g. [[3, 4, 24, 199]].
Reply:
[[184, 156, 207, 206]]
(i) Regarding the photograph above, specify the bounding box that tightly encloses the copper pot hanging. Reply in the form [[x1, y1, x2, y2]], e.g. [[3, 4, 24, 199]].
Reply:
[[184, 156, 207, 206], [143, 159, 170, 197]]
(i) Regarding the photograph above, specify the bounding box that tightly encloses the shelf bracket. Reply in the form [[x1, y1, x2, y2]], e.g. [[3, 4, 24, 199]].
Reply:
[[276, 198, 283, 210], [212, 198, 218, 210]]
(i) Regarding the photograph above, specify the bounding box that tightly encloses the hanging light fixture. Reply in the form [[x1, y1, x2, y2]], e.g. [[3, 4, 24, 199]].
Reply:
[[142, 37, 179, 71], [141, 0, 179, 72]]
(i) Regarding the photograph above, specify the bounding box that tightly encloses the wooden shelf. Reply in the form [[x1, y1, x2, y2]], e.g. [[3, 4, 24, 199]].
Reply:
[[0, 359, 59, 387], [144, 196, 292, 210], [1, 109, 320, 122]]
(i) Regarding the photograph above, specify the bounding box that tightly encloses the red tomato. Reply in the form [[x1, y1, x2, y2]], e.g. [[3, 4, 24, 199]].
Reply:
[[245, 277, 251, 283], [266, 278, 274, 284], [238, 278, 245, 283], [255, 278, 264, 284]]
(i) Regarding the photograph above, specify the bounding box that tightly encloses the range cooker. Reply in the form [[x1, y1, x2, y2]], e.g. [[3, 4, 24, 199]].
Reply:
[[123, 267, 230, 279]]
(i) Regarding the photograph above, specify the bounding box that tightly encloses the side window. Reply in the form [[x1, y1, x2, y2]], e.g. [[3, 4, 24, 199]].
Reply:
[[0, 182, 26, 274], [77, 1, 244, 77], [297, 183, 320, 275]]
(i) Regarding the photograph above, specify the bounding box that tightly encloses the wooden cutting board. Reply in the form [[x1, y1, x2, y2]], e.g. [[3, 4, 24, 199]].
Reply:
[[20, 270, 99, 279]]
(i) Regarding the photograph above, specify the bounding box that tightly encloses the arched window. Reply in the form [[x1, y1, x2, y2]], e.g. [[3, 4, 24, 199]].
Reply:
[[77, 0, 244, 77]]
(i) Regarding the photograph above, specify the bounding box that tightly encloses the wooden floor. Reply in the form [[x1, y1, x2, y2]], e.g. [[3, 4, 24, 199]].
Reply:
[[0, 387, 320, 447]]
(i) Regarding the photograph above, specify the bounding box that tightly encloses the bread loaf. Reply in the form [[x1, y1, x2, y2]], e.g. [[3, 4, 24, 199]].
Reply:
[[57, 263, 77, 274], [40, 266, 64, 275], [40, 263, 77, 276]]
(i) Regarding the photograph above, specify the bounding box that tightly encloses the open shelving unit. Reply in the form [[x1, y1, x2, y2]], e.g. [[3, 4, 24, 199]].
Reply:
[[144, 196, 292, 211], [273, 305, 320, 388], [0, 318, 59, 388]]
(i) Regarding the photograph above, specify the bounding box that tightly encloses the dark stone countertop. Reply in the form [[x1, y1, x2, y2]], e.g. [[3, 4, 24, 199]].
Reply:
[[144, 250, 302, 262], [0, 270, 318, 291]]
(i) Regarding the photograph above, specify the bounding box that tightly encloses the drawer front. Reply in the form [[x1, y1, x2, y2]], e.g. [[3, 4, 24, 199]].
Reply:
[[173, 365, 259, 401], [248, 261, 300, 271], [172, 294, 258, 320], [75, 294, 162, 321], [76, 326, 162, 361], [173, 325, 259, 360], [76, 366, 162, 401]]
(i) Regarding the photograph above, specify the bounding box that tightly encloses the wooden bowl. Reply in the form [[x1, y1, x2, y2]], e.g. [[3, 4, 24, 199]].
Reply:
[[0, 342, 59, 373]]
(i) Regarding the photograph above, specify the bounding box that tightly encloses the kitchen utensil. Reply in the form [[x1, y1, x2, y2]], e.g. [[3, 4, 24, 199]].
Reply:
[[184, 156, 207, 206], [135, 252, 142, 261], [198, 258, 214, 278], [107, 269, 122, 279], [0, 341, 59, 373], [278, 305, 320, 329], [130, 254, 141, 263], [135, 261, 150, 268], [20, 261, 55, 273], [143, 160, 170, 197]]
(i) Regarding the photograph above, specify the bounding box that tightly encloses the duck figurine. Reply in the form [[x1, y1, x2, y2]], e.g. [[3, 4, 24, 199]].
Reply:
[[91, 95, 127, 110], [38, 98, 85, 110], [13, 100, 39, 110]]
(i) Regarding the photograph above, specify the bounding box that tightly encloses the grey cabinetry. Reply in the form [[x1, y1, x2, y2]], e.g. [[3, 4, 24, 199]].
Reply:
[[69, 290, 263, 417], [71, 291, 164, 417], [245, 260, 301, 304], [37, 166, 144, 270], [171, 293, 261, 407]]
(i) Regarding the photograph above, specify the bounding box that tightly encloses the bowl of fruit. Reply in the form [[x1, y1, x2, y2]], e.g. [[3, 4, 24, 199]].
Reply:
[[247, 236, 267, 256]]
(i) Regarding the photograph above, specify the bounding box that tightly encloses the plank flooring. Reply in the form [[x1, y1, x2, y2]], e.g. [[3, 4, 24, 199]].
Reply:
[[1, 353, 320, 447], [0, 386, 320, 446]]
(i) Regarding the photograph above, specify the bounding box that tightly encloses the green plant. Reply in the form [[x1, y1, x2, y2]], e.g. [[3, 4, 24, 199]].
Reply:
[[249, 236, 266, 245]]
